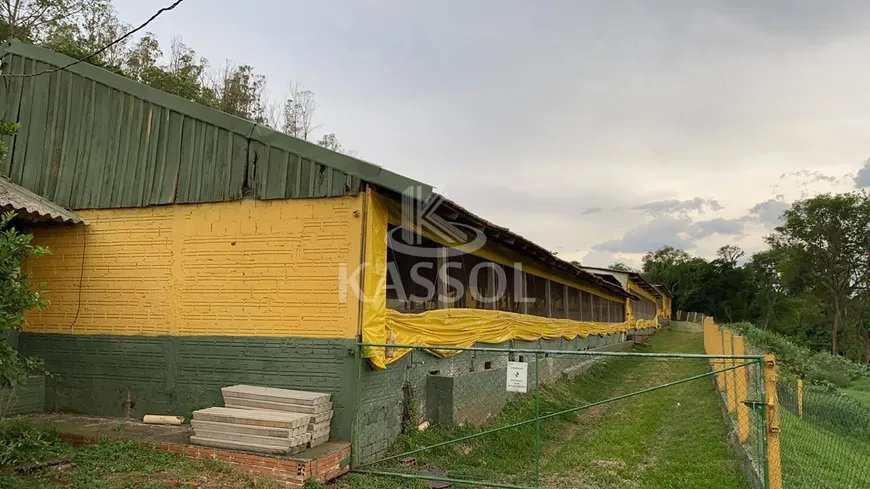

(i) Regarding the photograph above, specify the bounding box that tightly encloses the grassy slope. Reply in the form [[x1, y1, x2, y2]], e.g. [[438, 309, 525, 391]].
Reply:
[[780, 410, 870, 489], [841, 376, 870, 408], [341, 328, 749, 489]]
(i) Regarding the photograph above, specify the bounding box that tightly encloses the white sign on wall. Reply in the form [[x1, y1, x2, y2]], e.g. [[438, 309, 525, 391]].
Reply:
[[506, 361, 528, 393]]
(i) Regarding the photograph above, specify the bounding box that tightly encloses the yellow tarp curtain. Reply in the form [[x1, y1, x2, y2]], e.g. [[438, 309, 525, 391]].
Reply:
[[360, 189, 660, 370]]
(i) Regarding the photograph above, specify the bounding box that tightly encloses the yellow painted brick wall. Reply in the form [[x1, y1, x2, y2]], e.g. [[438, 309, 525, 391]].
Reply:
[[24, 196, 364, 338]]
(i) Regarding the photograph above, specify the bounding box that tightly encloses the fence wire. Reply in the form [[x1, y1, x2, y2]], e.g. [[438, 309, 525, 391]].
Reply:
[[355, 341, 764, 489], [777, 380, 870, 489]]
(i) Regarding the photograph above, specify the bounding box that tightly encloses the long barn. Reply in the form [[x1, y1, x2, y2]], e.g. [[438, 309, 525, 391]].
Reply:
[[0, 40, 669, 460]]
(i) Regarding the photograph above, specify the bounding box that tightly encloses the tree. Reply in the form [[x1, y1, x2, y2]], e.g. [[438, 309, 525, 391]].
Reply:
[[608, 262, 635, 272], [767, 192, 870, 355], [137, 37, 213, 104], [0, 123, 49, 418], [209, 62, 268, 124], [282, 83, 318, 140], [38, 1, 129, 73], [317, 133, 342, 152], [0, 0, 110, 43]]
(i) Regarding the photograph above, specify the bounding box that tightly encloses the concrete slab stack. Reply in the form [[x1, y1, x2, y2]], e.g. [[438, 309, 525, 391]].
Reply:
[[190, 407, 311, 455], [221, 385, 333, 448]]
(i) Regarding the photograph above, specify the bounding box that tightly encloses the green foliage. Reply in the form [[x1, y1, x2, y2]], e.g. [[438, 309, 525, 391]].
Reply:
[[644, 192, 870, 364], [726, 321, 870, 388], [0, 421, 65, 466], [608, 261, 635, 272], [1, 211, 50, 402], [0, 424, 282, 488], [303, 478, 325, 489]]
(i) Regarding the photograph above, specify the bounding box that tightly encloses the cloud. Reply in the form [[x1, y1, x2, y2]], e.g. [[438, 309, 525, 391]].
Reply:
[[592, 214, 748, 254], [581, 249, 642, 270], [626, 197, 723, 216], [780, 169, 839, 184], [749, 199, 790, 227], [592, 217, 697, 254], [581, 206, 605, 215], [687, 217, 749, 238], [855, 160, 870, 188]]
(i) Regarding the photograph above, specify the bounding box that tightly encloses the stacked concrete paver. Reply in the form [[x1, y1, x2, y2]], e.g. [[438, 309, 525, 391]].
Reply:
[[221, 385, 333, 448], [190, 407, 311, 455]]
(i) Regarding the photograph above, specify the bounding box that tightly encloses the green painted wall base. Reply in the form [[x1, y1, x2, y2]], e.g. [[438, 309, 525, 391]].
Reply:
[[18, 333, 356, 440], [1, 375, 45, 417]]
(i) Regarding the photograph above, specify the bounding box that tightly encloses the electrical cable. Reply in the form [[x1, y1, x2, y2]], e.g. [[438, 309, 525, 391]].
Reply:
[[2, 0, 187, 78]]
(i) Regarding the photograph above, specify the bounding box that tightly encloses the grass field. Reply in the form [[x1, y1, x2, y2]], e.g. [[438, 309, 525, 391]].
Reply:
[[779, 410, 870, 489], [347, 327, 750, 489], [841, 376, 870, 409]]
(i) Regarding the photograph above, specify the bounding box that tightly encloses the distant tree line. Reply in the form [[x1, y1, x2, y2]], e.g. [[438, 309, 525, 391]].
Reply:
[[642, 192, 870, 364], [0, 0, 352, 153]]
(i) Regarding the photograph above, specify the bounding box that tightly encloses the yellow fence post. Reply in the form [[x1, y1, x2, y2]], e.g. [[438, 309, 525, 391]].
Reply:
[[797, 378, 804, 420], [711, 326, 724, 391], [722, 331, 737, 412], [764, 354, 783, 489], [733, 335, 750, 443]]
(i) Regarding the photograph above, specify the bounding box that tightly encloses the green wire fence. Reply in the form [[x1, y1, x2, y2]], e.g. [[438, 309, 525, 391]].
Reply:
[[352, 340, 767, 489]]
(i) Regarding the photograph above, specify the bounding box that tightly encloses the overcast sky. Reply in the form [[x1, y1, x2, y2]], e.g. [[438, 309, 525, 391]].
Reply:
[[115, 0, 870, 269]]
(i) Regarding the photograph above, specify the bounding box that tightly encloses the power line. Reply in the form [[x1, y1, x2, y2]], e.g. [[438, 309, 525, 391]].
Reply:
[[1, 0, 187, 78]]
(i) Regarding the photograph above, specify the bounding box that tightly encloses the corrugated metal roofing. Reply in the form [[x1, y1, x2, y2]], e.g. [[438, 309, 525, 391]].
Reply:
[[432, 196, 635, 299], [0, 41, 432, 210], [0, 177, 86, 224]]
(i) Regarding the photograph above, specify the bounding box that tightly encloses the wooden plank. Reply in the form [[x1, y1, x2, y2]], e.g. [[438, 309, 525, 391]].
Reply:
[[312, 163, 329, 198], [70, 80, 96, 209], [141, 105, 163, 206], [199, 123, 218, 202], [17, 60, 49, 188], [54, 71, 84, 207], [101, 89, 127, 207], [264, 145, 286, 199], [297, 158, 312, 197], [127, 98, 149, 207], [212, 128, 230, 201], [116, 96, 143, 207], [228, 133, 248, 199], [41, 69, 66, 200], [155, 111, 182, 204], [1, 55, 25, 176], [176, 115, 197, 203]]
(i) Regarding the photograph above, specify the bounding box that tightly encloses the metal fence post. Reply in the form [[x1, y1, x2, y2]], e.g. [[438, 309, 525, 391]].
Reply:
[[764, 354, 783, 489], [535, 351, 541, 488], [733, 335, 750, 443], [722, 331, 737, 412], [797, 378, 804, 420]]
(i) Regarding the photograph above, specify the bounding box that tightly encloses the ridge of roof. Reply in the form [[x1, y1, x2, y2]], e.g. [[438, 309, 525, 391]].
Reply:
[[0, 40, 432, 200]]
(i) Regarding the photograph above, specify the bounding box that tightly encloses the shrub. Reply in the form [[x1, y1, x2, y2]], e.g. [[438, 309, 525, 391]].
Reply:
[[0, 421, 65, 466], [724, 321, 870, 388]]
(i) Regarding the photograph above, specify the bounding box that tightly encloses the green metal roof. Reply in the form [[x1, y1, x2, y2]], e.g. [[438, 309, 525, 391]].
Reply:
[[0, 41, 432, 209]]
